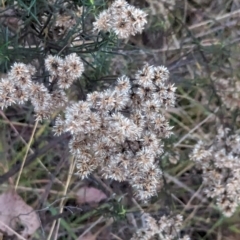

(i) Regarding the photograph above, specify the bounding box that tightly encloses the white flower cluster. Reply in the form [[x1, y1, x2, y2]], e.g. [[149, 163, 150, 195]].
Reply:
[[191, 126, 240, 217], [215, 77, 240, 110], [0, 53, 84, 121], [131, 213, 190, 240], [93, 0, 147, 39], [45, 53, 84, 89], [41, 4, 82, 38], [54, 63, 176, 201]]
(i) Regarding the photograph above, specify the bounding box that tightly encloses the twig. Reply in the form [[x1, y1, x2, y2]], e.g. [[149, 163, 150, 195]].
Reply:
[[188, 8, 240, 30], [164, 172, 207, 203], [78, 216, 104, 239], [174, 108, 219, 147]]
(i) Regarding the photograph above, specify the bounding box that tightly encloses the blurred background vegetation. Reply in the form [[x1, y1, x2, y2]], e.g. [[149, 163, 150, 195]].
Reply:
[[1, 0, 240, 239]]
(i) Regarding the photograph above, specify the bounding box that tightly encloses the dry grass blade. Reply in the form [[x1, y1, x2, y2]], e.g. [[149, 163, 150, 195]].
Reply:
[[47, 156, 76, 240], [14, 119, 39, 191]]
